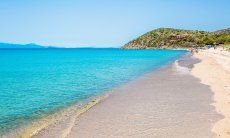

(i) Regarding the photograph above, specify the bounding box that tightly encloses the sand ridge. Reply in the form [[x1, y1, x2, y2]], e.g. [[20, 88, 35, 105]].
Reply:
[[192, 48, 230, 138]]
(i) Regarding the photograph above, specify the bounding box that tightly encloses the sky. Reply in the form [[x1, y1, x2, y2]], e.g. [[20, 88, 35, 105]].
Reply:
[[0, 0, 229, 48]]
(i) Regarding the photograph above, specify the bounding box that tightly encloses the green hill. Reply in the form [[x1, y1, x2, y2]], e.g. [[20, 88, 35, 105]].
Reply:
[[122, 28, 230, 49]]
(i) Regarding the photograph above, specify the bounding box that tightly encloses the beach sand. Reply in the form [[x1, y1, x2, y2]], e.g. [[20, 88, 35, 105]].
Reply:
[[192, 48, 230, 138], [33, 54, 222, 138]]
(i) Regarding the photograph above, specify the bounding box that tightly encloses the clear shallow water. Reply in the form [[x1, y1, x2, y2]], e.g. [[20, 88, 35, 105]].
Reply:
[[0, 48, 186, 134]]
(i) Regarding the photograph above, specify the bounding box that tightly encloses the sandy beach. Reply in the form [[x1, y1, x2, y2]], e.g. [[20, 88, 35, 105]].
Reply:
[[31, 52, 226, 138], [192, 48, 230, 137], [1, 1, 230, 137]]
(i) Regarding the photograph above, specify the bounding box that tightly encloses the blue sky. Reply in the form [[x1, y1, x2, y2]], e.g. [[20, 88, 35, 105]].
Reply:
[[0, 0, 229, 48]]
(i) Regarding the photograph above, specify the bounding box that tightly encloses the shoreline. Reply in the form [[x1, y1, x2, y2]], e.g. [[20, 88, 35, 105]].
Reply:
[[191, 48, 230, 137], [33, 54, 221, 138], [3, 94, 110, 138], [21, 96, 108, 138]]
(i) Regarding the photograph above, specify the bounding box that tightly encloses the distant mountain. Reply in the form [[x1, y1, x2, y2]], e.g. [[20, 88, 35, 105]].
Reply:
[[0, 43, 53, 49], [122, 28, 230, 49], [215, 28, 230, 34]]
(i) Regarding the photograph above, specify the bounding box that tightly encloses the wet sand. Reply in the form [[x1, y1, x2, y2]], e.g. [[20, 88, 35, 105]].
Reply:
[[34, 55, 221, 138]]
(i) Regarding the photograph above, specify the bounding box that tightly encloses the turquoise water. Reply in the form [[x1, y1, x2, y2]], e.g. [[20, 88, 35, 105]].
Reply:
[[0, 48, 186, 134]]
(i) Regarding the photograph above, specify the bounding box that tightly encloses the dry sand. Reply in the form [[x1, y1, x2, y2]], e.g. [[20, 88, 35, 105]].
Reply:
[[33, 54, 221, 138], [192, 48, 230, 138]]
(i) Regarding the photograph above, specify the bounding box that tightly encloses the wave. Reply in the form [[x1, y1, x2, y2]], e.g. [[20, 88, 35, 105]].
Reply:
[[173, 60, 191, 75]]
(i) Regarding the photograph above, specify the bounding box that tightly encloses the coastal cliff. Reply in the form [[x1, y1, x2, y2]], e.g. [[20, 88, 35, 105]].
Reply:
[[122, 28, 230, 49]]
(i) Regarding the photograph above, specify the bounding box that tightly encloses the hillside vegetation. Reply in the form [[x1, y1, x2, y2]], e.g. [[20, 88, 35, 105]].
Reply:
[[123, 28, 230, 49]]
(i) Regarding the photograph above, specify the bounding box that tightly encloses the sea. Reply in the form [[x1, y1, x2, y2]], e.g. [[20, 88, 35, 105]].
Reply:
[[0, 48, 186, 135]]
